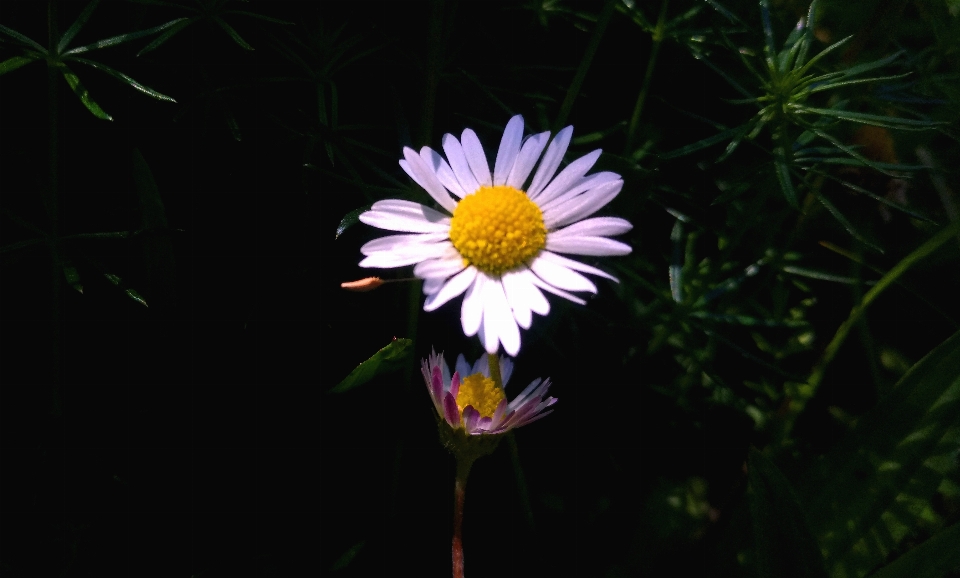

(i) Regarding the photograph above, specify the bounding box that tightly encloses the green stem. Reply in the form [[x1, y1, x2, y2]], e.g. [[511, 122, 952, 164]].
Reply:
[[486, 352, 503, 389], [47, 0, 64, 412], [554, 0, 617, 132], [625, 0, 669, 153], [783, 219, 960, 441], [452, 454, 474, 578]]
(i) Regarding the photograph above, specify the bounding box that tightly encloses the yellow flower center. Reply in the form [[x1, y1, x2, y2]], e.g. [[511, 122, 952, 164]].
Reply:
[[456, 372, 506, 418], [448, 185, 547, 276]]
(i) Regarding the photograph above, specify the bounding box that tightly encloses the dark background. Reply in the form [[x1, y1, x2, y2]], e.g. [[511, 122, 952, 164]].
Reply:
[[1, 1, 958, 577]]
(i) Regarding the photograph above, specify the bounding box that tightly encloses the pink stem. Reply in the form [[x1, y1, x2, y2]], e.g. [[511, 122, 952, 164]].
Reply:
[[452, 456, 474, 578]]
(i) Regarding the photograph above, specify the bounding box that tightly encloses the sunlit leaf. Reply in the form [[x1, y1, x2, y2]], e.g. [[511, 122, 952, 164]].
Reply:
[[60, 65, 113, 121], [137, 17, 196, 57], [798, 330, 960, 576], [868, 521, 960, 578], [329, 338, 413, 393], [64, 18, 190, 55], [0, 55, 36, 75], [336, 206, 370, 239], [57, 0, 101, 54], [0, 24, 46, 52], [213, 16, 254, 50], [67, 57, 176, 102]]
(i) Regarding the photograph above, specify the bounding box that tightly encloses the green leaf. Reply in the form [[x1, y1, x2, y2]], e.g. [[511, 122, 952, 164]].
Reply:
[[868, 522, 960, 578], [213, 16, 254, 50], [329, 338, 413, 394], [806, 72, 912, 94], [0, 55, 37, 75], [137, 17, 196, 57], [0, 24, 46, 52], [798, 330, 960, 577], [815, 193, 883, 253], [335, 206, 369, 239], [748, 448, 830, 578], [796, 106, 941, 131], [57, 0, 102, 54], [660, 125, 746, 159], [64, 18, 190, 55], [103, 273, 149, 307], [67, 57, 176, 102], [60, 65, 113, 121], [222, 9, 295, 25], [793, 35, 853, 78], [329, 539, 366, 571], [62, 262, 83, 294], [774, 151, 799, 208]]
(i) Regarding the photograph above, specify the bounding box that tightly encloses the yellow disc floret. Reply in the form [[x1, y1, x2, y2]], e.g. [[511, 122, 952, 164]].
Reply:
[[456, 372, 506, 418], [449, 186, 547, 276]]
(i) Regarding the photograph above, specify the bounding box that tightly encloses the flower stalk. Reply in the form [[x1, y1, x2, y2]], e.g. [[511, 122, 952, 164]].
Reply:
[[452, 453, 475, 578]]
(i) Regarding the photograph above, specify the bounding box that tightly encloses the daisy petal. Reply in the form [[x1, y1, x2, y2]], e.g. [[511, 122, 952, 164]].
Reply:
[[442, 134, 482, 195], [499, 356, 514, 386], [424, 266, 477, 311], [506, 131, 550, 190], [414, 254, 466, 280], [483, 278, 520, 355], [539, 171, 622, 212], [549, 216, 633, 238], [530, 256, 598, 293], [443, 392, 461, 427], [514, 269, 550, 315], [463, 406, 480, 432], [360, 241, 454, 268], [360, 199, 450, 233], [424, 277, 445, 295], [494, 115, 524, 186], [501, 269, 535, 329], [527, 125, 573, 198], [543, 180, 623, 229], [527, 272, 587, 305], [421, 146, 468, 198], [461, 128, 493, 187], [461, 273, 485, 337], [537, 250, 619, 283], [546, 236, 633, 256], [531, 149, 602, 205], [455, 354, 471, 380], [401, 148, 458, 212], [361, 232, 448, 255]]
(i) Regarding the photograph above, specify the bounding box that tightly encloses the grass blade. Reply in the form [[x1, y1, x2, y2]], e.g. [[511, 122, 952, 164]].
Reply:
[[57, 0, 101, 54], [0, 55, 37, 75], [60, 65, 113, 120], [67, 57, 176, 102]]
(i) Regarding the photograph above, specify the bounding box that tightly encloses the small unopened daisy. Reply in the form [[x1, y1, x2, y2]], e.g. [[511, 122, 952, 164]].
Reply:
[[359, 115, 632, 355], [421, 350, 556, 437]]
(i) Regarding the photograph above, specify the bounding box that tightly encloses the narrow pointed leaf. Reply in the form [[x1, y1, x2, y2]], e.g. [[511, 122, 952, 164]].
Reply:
[[103, 273, 149, 307], [815, 193, 883, 252], [660, 125, 746, 159], [335, 206, 369, 239], [64, 18, 190, 55], [67, 57, 176, 102], [0, 24, 46, 52], [774, 153, 799, 208], [748, 449, 831, 578], [57, 0, 102, 54], [798, 106, 940, 130], [213, 16, 254, 50], [868, 522, 960, 578], [794, 0, 819, 68], [137, 17, 195, 56], [0, 55, 36, 75], [329, 338, 413, 393], [798, 331, 960, 577], [222, 9, 295, 25], [60, 66, 113, 120], [838, 50, 905, 78], [795, 35, 853, 78], [759, 0, 778, 74], [807, 72, 912, 94], [807, 126, 899, 177]]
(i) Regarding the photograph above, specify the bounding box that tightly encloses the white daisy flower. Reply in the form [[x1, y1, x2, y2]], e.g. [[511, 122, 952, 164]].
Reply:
[[359, 115, 632, 356]]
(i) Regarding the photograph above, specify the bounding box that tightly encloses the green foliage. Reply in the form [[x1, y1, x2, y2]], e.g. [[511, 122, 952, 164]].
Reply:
[[329, 338, 414, 394]]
